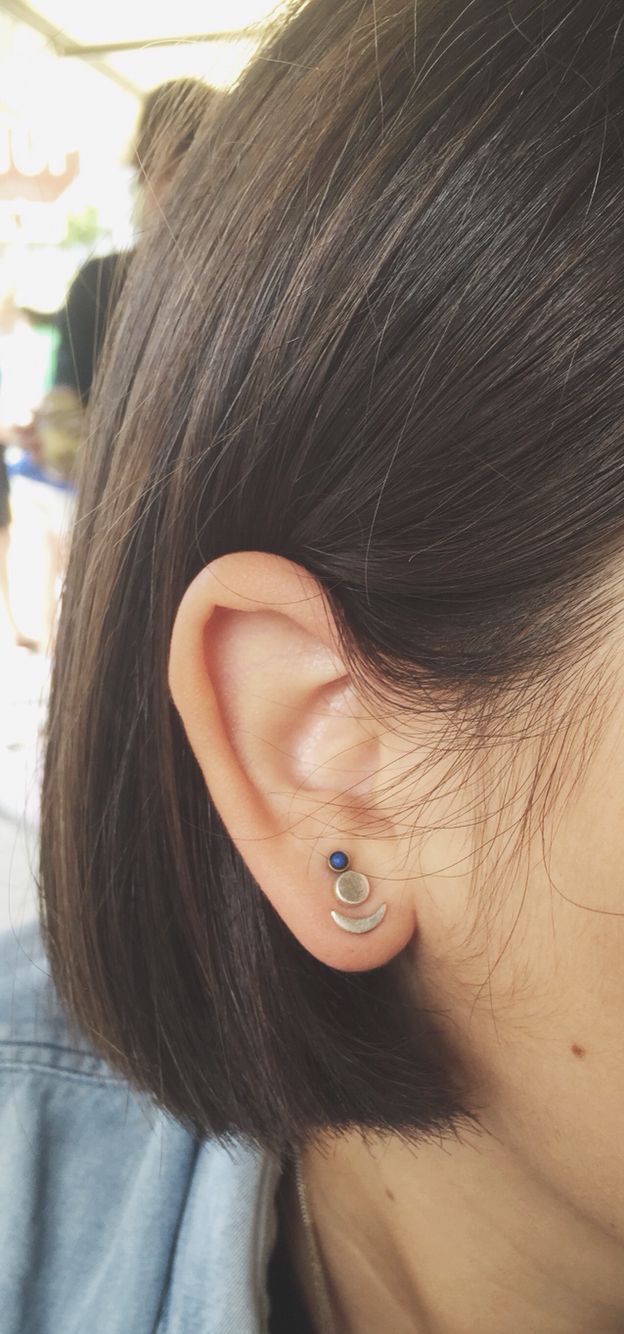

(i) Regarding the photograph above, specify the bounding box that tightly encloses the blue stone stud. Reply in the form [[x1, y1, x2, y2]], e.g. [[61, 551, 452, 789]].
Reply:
[[328, 850, 350, 872]]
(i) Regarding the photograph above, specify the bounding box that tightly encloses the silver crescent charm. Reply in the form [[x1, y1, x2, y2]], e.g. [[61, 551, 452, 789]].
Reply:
[[330, 903, 387, 934]]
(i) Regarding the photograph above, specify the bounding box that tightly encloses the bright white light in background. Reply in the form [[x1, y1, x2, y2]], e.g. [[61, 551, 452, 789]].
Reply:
[[28, 0, 286, 45], [42, 0, 289, 93], [0, 0, 289, 308], [0, 17, 136, 168], [106, 37, 260, 93], [0, 14, 139, 304]]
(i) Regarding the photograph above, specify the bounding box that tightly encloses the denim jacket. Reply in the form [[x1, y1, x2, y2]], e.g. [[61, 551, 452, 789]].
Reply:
[[0, 925, 280, 1334]]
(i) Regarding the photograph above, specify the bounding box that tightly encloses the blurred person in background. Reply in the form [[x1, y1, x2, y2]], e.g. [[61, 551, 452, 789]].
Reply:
[[53, 77, 218, 408], [0, 294, 40, 649], [0, 446, 39, 651], [16, 78, 218, 649]]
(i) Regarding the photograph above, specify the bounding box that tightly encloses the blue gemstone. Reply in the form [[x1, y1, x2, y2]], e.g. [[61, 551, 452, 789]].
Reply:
[[329, 850, 349, 871]]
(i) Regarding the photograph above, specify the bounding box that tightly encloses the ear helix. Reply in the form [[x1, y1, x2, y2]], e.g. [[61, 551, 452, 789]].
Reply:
[[327, 851, 387, 934]]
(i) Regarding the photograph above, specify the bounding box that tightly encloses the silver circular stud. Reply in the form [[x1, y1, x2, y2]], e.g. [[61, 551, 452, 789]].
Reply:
[[334, 870, 370, 906]]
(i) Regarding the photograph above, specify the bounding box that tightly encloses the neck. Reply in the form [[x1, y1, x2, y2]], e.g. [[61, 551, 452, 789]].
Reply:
[[287, 1125, 624, 1334]]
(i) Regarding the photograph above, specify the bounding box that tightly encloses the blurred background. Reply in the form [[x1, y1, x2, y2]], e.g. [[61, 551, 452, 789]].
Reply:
[[0, 0, 284, 931]]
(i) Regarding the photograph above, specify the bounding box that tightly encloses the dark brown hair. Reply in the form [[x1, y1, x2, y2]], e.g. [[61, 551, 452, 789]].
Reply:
[[41, 0, 624, 1151], [133, 77, 220, 183]]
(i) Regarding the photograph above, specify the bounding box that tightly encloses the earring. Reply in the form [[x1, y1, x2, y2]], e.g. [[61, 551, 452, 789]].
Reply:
[[327, 851, 387, 934]]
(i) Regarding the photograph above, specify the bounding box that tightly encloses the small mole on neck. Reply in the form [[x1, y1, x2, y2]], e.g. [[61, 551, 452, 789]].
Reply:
[[571, 1042, 586, 1058], [385, 1188, 395, 1202]]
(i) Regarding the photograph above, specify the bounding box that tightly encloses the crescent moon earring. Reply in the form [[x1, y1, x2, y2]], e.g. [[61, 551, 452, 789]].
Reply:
[[327, 851, 387, 934]]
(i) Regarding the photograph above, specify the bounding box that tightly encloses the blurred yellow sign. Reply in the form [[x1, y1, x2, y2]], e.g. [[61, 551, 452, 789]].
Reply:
[[0, 113, 79, 201]]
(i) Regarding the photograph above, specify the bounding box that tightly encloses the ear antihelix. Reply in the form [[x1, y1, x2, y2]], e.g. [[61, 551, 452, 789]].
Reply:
[[327, 850, 388, 935]]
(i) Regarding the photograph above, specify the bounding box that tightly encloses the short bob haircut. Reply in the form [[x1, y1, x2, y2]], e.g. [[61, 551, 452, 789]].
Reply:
[[41, 0, 624, 1152]]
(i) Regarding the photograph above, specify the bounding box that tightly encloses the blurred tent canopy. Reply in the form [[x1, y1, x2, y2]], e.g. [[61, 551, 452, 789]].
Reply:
[[0, 1, 288, 93]]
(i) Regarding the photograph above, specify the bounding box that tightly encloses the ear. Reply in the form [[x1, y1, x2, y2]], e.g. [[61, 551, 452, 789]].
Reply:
[[168, 552, 418, 971]]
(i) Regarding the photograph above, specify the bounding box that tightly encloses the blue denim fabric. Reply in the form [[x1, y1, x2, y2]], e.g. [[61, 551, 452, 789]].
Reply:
[[0, 925, 280, 1334]]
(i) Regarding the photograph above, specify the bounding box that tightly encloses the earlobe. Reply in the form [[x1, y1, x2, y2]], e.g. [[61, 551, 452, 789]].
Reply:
[[169, 552, 417, 971]]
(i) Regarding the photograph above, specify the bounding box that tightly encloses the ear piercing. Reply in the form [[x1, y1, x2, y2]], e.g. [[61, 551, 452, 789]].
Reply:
[[328, 851, 387, 934]]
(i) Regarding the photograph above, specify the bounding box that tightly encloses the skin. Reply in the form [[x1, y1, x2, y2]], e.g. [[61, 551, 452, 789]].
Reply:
[[169, 550, 624, 1334]]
